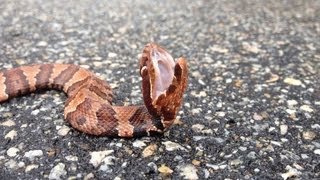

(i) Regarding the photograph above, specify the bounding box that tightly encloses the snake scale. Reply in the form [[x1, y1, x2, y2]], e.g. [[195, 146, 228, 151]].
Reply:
[[0, 43, 188, 137]]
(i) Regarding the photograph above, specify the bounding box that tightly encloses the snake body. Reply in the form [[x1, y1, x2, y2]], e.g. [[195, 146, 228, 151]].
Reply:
[[0, 43, 188, 137]]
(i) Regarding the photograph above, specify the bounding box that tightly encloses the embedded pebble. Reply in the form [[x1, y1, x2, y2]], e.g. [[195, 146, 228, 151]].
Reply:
[[247, 151, 256, 159], [142, 144, 157, 157], [179, 164, 198, 180], [31, 109, 40, 115], [65, 155, 78, 161], [284, 77, 302, 86], [202, 129, 213, 134], [162, 141, 185, 151], [210, 45, 229, 53], [99, 156, 115, 172], [265, 73, 279, 83], [191, 108, 202, 115], [5, 159, 18, 169], [314, 149, 320, 155], [147, 162, 158, 173], [287, 100, 298, 106], [48, 163, 67, 180], [281, 165, 301, 179], [7, 147, 20, 157], [25, 164, 39, 172], [0, 119, 16, 127], [132, 140, 147, 148], [57, 125, 71, 136], [216, 111, 226, 117], [90, 150, 114, 167], [5, 129, 17, 139], [280, 124, 288, 135], [300, 105, 313, 112], [158, 164, 173, 175], [37, 41, 48, 47], [286, 109, 296, 117], [108, 52, 117, 58], [192, 124, 205, 132], [230, 159, 242, 166], [253, 113, 263, 121], [242, 42, 261, 54], [24, 150, 44, 160], [84, 173, 95, 180], [302, 131, 316, 140]]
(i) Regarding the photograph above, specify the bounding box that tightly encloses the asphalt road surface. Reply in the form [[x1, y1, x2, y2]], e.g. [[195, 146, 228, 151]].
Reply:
[[0, 0, 319, 179]]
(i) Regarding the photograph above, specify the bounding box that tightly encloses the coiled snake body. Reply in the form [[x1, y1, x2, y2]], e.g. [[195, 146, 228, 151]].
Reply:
[[0, 43, 188, 137]]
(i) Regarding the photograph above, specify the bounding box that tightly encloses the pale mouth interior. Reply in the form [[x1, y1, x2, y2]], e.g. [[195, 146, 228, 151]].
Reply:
[[151, 48, 175, 100]]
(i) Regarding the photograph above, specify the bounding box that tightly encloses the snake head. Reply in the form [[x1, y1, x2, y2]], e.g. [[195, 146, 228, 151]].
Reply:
[[140, 43, 188, 129]]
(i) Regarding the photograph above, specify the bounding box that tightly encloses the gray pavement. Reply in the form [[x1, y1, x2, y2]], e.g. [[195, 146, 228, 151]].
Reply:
[[0, 0, 319, 179]]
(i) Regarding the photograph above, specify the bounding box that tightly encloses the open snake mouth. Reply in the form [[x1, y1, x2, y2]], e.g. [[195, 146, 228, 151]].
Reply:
[[140, 43, 188, 120], [140, 43, 176, 102], [149, 46, 175, 100], [140, 43, 176, 101]]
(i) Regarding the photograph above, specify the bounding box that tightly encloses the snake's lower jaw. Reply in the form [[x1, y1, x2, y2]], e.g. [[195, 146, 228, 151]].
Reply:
[[140, 43, 188, 121]]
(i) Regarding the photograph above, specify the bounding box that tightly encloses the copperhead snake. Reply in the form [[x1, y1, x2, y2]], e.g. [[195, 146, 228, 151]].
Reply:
[[0, 43, 188, 137]]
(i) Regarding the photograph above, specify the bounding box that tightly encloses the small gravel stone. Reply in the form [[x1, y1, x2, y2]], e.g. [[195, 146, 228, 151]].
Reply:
[[57, 125, 70, 136], [7, 147, 20, 157], [281, 165, 301, 179], [247, 151, 257, 159], [99, 156, 115, 172], [108, 52, 117, 58], [48, 163, 67, 180], [230, 159, 242, 166], [5, 129, 17, 139], [18, 161, 25, 168], [158, 164, 173, 175], [142, 144, 157, 157], [284, 77, 302, 86], [31, 109, 40, 115], [300, 105, 314, 112], [253, 113, 263, 121], [280, 124, 288, 135], [0, 119, 16, 127], [216, 111, 226, 117], [89, 150, 114, 167], [5, 159, 18, 169], [24, 150, 44, 160], [301, 154, 309, 159], [25, 164, 39, 172], [265, 73, 279, 83], [65, 155, 78, 161], [242, 42, 261, 54], [179, 164, 198, 180], [314, 149, 320, 155], [192, 124, 205, 132], [210, 45, 229, 53], [191, 108, 202, 115], [147, 162, 158, 173], [162, 141, 185, 151], [287, 100, 298, 107], [37, 41, 48, 47], [302, 131, 316, 140], [84, 173, 95, 180], [132, 140, 147, 148]]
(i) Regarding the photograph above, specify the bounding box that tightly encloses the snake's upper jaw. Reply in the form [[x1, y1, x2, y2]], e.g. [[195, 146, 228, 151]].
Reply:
[[140, 43, 188, 126]]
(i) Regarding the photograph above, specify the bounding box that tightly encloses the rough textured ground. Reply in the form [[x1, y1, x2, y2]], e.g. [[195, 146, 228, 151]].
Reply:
[[0, 0, 319, 179]]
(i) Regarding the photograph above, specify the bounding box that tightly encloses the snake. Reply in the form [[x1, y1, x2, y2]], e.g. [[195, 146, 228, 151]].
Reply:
[[0, 43, 188, 137]]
